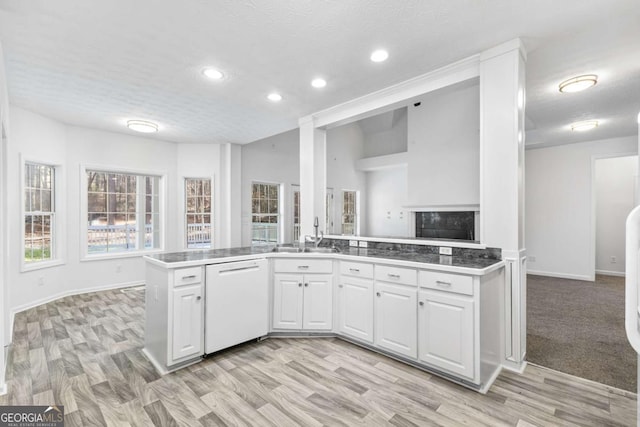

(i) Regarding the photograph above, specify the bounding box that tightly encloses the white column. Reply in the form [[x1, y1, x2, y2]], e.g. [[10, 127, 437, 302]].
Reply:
[[480, 39, 527, 370], [299, 117, 327, 241], [219, 143, 242, 248], [0, 40, 8, 394]]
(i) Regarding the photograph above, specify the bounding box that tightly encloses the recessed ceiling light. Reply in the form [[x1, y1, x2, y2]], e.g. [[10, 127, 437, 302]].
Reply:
[[202, 67, 225, 80], [570, 120, 599, 132], [267, 93, 282, 102], [311, 78, 327, 88], [370, 49, 389, 63], [559, 74, 598, 93], [127, 120, 158, 133]]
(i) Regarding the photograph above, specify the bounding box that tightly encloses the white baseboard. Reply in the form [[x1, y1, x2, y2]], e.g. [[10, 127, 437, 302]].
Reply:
[[595, 269, 625, 277], [9, 280, 145, 343], [526, 269, 592, 281]]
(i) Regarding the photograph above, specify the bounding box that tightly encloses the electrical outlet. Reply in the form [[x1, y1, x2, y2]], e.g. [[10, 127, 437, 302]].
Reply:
[[349, 240, 358, 247], [529, 256, 536, 263], [358, 241, 368, 248], [611, 256, 617, 264], [38, 276, 44, 286], [439, 247, 452, 256]]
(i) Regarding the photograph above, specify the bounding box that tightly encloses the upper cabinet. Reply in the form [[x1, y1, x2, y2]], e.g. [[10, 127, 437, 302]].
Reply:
[[406, 80, 480, 208]]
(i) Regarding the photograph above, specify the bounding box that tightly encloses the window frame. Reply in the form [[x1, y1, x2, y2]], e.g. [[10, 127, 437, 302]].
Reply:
[[341, 189, 359, 236], [80, 164, 166, 261], [184, 177, 213, 250], [21, 157, 65, 272], [251, 181, 282, 246]]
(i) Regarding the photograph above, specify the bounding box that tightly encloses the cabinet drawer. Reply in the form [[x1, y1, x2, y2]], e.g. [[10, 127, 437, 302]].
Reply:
[[340, 261, 373, 279], [419, 270, 473, 296], [375, 265, 417, 286], [273, 259, 333, 274], [173, 267, 202, 287]]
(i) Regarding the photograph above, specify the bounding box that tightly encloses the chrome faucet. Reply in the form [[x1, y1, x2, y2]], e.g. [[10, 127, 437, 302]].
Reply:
[[306, 216, 324, 248]]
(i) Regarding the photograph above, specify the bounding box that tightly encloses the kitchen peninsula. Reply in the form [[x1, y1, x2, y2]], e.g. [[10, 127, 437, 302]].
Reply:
[[143, 239, 505, 393]]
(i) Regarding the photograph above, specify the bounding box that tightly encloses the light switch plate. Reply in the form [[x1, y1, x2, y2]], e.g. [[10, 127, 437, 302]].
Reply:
[[439, 246, 452, 256], [358, 241, 368, 248], [349, 240, 358, 247]]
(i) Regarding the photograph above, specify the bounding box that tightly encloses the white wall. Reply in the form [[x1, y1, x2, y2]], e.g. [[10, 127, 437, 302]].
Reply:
[[362, 109, 408, 158], [6, 106, 226, 321], [0, 40, 10, 389], [240, 129, 299, 246], [595, 155, 637, 275], [365, 166, 409, 237], [526, 135, 638, 280], [326, 123, 368, 235], [407, 82, 480, 207]]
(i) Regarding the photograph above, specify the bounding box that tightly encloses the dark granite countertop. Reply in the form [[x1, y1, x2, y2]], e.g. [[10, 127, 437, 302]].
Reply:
[[146, 245, 503, 274]]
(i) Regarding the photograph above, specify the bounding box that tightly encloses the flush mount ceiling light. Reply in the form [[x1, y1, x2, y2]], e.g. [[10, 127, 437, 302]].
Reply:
[[311, 78, 327, 88], [370, 49, 389, 63], [558, 74, 598, 93], [126, 120, 158, 133], [202, 67, 225, 80], [267, 93, 282, 102], [570, 120, 599, 132]]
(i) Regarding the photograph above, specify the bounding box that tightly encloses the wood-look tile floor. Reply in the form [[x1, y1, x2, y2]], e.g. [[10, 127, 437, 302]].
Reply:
[[0, 287, 636, 426]]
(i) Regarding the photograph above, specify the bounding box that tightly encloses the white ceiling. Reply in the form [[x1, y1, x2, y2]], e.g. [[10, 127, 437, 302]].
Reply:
[[0, 0, 638, 146]]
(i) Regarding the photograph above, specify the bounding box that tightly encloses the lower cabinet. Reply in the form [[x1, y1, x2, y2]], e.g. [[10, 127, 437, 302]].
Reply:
[[418, 290, 474, 379], [273, 273, 333, 330], [171, 283, 204, 362], [337, 275, 374, 343], [374, 282, 417, 358]]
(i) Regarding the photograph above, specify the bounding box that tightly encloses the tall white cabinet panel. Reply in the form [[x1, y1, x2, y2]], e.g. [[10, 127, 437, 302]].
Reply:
[[374, 282, 417, 358], [273, 274, 304, 329], [171, 284, 203, 361], [338, 276, 374, 343], [418, 290, 474, 378], [302, 274, 333, 330]]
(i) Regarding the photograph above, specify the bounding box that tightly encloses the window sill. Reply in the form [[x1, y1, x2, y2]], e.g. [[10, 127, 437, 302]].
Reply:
[[21, 259, 65, 273], [81, 249, 164, 262]]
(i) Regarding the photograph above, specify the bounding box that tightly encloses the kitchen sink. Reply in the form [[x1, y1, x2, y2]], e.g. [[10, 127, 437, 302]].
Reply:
[[271, 246, 304, 253], [303, 247, 340, 253]]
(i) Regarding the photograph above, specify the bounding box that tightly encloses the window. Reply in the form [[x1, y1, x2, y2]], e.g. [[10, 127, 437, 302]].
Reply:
[[341, 190, 358, 235], [185, 178, 212, 249], [24, 163, 55, 263], [86, 170, 161, 254], [252, 182, 280, 245], [292, 186, 300, 242]]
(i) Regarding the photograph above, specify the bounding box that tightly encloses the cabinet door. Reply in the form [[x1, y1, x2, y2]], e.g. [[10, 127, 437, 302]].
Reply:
[[273, 274, 304, 329], [418, 290, 474, 379], [303, 274, 333, 330], [171, 284, 203, 361], [338, 276, 373, 342], [374, 282, 417, 358]]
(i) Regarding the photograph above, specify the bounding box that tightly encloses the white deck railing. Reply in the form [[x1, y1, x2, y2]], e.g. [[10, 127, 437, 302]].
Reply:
[[625, 205, 640, 354]]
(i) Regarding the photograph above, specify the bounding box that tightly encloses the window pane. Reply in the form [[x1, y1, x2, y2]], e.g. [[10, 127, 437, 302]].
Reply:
[[25, 189, 32, 211], [41, 190, 52, 212], [25, 163, 56, 263], [127, 195, 136, 213], [116, 194, 127, 213]]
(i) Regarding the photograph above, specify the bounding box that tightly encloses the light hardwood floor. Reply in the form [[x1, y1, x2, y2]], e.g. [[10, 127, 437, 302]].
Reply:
[[0, 287, 636, 426]]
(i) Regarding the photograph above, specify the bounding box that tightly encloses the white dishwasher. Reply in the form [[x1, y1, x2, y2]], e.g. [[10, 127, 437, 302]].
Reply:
[[205, 259, 269, 354]]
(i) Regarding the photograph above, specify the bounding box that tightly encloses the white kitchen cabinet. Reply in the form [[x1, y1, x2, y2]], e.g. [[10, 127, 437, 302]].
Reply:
[[171, 284, 204, 361], [338, 274, 374, 343], [374, 282, 417, 358], [273, 274, 305, 329], [273, 271, 333, 330], [418, 289, 474, 379]]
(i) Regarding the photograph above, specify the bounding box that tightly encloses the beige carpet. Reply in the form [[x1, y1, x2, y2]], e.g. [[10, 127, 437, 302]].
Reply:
[[527, 274, 637, 392]]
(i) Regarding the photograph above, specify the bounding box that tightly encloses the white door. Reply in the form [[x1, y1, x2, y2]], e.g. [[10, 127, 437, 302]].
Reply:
[[273, 274, 304, 329], [418, 290, 474, 379], [338, 276, 373, 342], [303, 274, 333, 330], [374, 282, 417, 358], [171, 284, 203, 361]]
